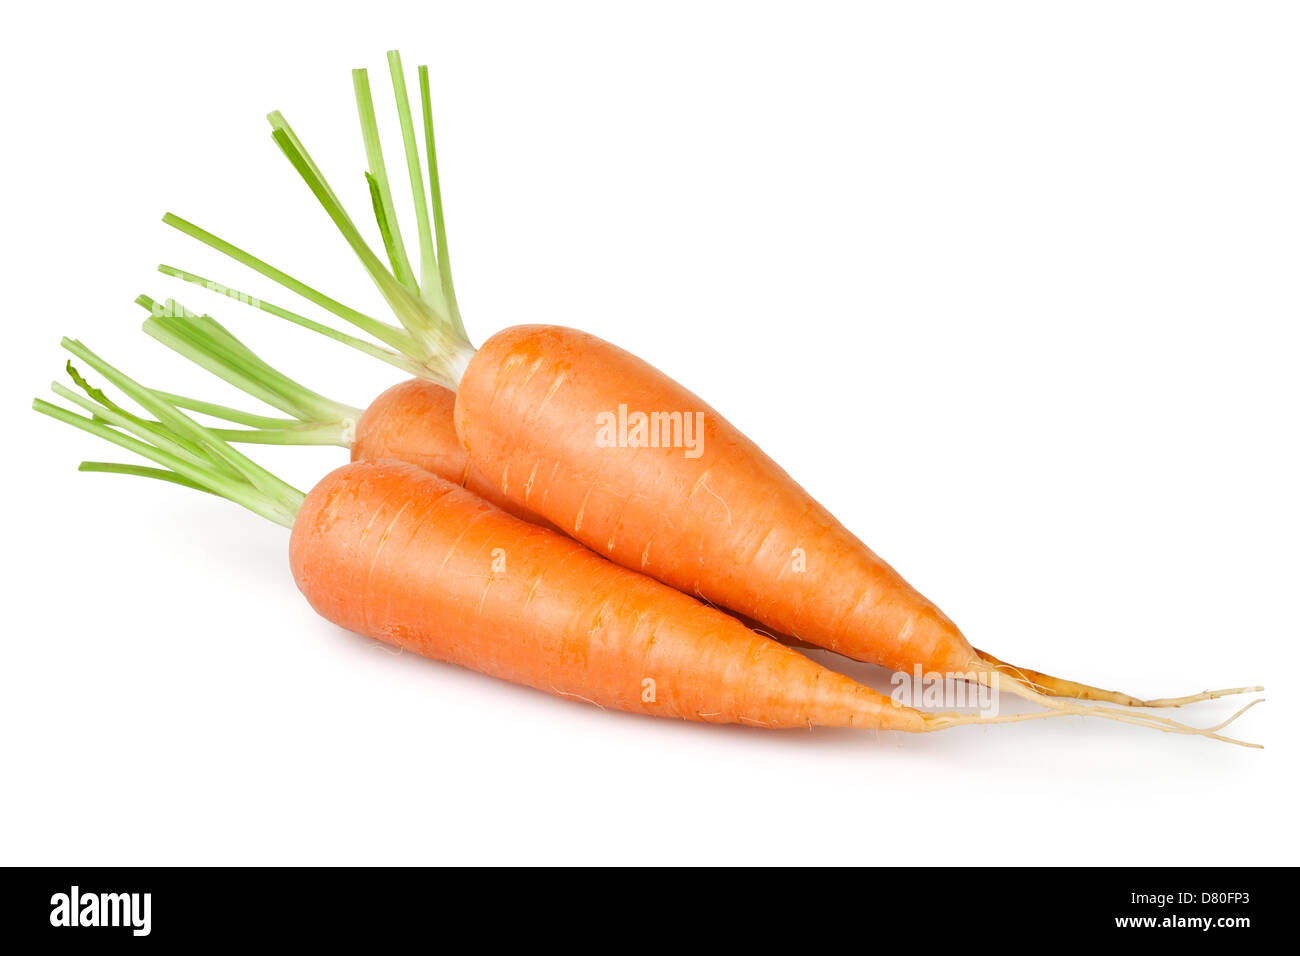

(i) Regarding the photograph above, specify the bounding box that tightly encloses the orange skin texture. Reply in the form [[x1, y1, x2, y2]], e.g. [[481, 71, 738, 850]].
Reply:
[[355, 379, 809, 650], [289, 461, 924, 731], [352, 379, 545, 525], [455, 325, 979, 676]]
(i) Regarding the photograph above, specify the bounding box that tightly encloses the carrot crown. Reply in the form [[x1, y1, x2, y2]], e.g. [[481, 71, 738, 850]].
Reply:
[[156, 51, 475, 388], [32, 340, 305, 528]]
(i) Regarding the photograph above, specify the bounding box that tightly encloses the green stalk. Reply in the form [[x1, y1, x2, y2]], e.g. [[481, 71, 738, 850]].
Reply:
[[268, 114, 443, 350], [386, 51, 442, 310], [37, 346, 305, 526], [366, 174, 409, 290], [50, 381, 226, 478], [419, 63, 465, 338], [138, 294, 364, 447], [60, 339, 302, 512], [154, 392, 302, 430], [139, 298, 361, 425], [263, 110, 348, 213], [354, 68, 418, 292], [63, 350, 337, 452], [161, 52, 479, 390], [160, 214, 414, 353], [79, 462, 214, 494], [209, 423, 350, 446], [35, 384, 302, 528], [152, 268, 421, 376], [56, 361, 238, 475]]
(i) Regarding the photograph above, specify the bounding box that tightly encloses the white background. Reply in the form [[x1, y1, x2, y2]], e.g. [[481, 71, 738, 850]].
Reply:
[[2, 2, 1295, 866]]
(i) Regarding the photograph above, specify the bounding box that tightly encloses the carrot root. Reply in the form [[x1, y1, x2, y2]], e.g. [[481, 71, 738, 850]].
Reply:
[[974, 648, 1263, 709], [972, 672, 1265, 748], [921, 700, 1263, 748]]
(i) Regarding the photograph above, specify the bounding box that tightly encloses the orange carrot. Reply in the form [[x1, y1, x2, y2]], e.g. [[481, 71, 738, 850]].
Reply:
[[455, 325, 1260, 711], [292, 460, 921, 729], [152, 52, 1260, 713], [35, 342, 1260, 744]]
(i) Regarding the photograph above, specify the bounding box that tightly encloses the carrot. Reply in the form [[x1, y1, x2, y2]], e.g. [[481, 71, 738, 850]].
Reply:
[[141, 304, 1254, 707], [456, 323, 1271, 718], [149, 52, 1261, 713], [34, 341, 1259, 743], [290, 459, 912, 730]]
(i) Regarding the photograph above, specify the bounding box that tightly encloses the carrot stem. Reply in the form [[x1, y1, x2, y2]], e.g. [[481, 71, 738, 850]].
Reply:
[[353, 68, 418, 293], [53, 373, 224, 476], [152, 392, 302, 430], [36, 397, 298, 527], [138, 296, 362, 427], [37, 342, 305, 526], [78, 461, 215, 494], [152, 266, 420, 376], [208, 423, 351, 446], [267, 113, 443, 352], [385, 51, 442, 310], [137, 296, 360, 447], [419, 64, 464, 338], [159, 54, 477, 388], [159, 214, 414, 353]]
